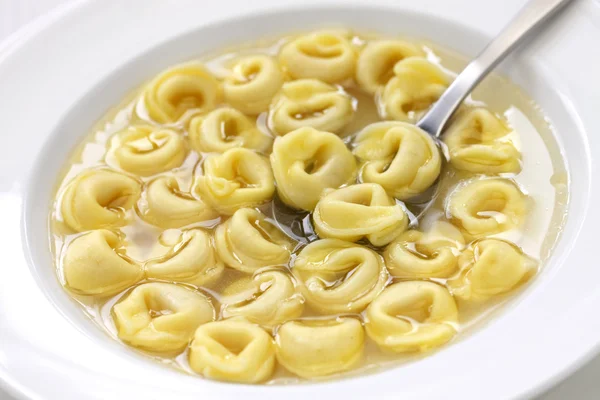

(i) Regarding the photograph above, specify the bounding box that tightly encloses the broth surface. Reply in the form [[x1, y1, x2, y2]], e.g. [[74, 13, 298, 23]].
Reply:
[[49, 30, 568, 384]]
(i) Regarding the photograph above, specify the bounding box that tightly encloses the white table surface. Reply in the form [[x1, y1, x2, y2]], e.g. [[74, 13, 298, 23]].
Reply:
[[0, 0, 598, 399]]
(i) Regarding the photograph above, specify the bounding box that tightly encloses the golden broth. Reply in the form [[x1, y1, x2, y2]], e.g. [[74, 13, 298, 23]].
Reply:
[[49, 30, 568, 384]]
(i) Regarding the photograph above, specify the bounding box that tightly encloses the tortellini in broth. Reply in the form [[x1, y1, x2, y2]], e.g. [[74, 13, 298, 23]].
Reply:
[[448, 178, 527, 238], [215, 208, 293, 273], [108, 125, 188, 177], [113, 282, 215, 353], [448, 239, 537, 301], [61, 169, 141, 232], [63, 230, 143, 296], [223, 55, 284, 115], [143, 64, 220, 123], [221, 270, 304, 327], [313, 183, 408, 246], [269, 79, 355, 136], [189, 319, 276, 383], [384, 221, 465, 278], [443, 108, 521, 174], [381, 57, 450, 122], [188, 107, 272, 154], [275, 318, 364, 378], [145, 229, 224, 286], [356, 39, 425, 94], [365, 281, 458, 353], [270, 127, 357, 211], [138, 176, 218, 229], [353, 121, 441, 200], [279, 30, 356, 83], [50, 29, 551, 385], [292, 239, 389, 314], [194, 148, 275, 215]]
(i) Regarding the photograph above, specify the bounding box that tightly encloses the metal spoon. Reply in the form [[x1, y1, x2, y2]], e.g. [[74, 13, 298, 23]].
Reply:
[[272, 0, 574, 244]]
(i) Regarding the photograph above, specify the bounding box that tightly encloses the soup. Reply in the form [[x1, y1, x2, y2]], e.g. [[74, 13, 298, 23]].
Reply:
[[49, 29, 568, 384]]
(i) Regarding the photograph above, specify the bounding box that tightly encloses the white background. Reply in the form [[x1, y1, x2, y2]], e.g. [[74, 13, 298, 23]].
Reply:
[[0, 0, 598, 399]]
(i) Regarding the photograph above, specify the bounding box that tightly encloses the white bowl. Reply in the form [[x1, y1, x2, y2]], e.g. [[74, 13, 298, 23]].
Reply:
[[2, 0, 600, 399]]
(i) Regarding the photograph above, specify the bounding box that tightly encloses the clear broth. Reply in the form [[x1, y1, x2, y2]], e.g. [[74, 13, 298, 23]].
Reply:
[[49, 31, 569, 384]]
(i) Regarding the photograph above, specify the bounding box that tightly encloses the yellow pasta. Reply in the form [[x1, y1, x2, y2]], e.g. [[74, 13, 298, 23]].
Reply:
[[292, 239, 388, 314], [356, 39, 425, 94], [145, 229, 223, 286], [269, 79, 354, 136], [448, 178, 527, 237], [49, 30, 553, 385], [63, 230, 142, 296], [313, 183, 408, 246], [221, 270, 304, 327], [143, 64, 220, 123], [381, 57, 450, 122], [448, 239, 537, 301], [384, 221, 464, 278], [113, 282, 215, 353], [275, 318, 364, 378], [270, 127, 357, 211], [61, 169, 141, 232], [353, 121, 441, 200], [138, 176, 218, 229], [365, 281, 458, 353], [189, 319, 276, 383], [279, 30, 356, 83], [194, 148, 275, 215], [188, 107, 272, 154], [108, 125, 188, 177], [223, 55, 284, 115], [214, 208, 293, 273], [443, 108, 521, 174]]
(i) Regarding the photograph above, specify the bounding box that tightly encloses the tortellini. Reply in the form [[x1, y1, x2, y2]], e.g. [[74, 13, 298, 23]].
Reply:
[[113, 282, 215, 353], [448, 178, 527, 237], [448, 239, 537, 301], [61, 169, 141, 232], [269, 79, 354, 136], [365, 281, 458, 353], [443, 108, 521, 174], [63, 230, 143, 296], [313, 183, 408, 246], [356, 40, 425, 94], [353, 121, 441, 200], [214, 208, 293, 273], [194, 148, 275, 215], [275, 318, 364, 378], [384, 221, 464, 278], [145, 229, 223, 286], [138, 176, 218, 229], [108, 125, 188, 176], [270, 127, 357, 210], [51, 30, 550, 384], [292, 239, 388, 314], [143, 63, 220, 123], [381, 57, 450, 122], [223, 55, 284, 115], [221, 270, 304, 327], [188, 107, 272, 153], [279, 30, 356, 83], [189, 319, 276, 383]]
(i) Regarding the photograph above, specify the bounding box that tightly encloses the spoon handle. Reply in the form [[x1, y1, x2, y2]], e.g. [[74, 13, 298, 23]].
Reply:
[[417, 0, 574, 137]]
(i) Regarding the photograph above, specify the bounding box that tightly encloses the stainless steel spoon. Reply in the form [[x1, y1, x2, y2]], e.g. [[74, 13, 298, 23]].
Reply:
[[272, 0, 574, 244]]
